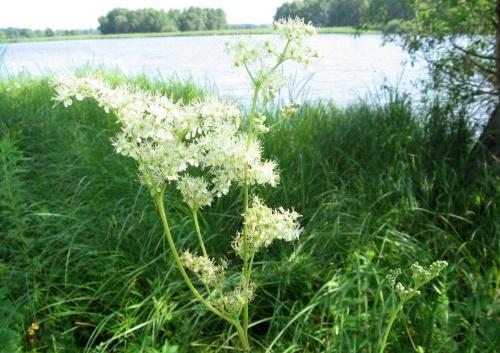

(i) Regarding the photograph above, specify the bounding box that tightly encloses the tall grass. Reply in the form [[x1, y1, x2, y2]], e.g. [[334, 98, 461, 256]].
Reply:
[[0, 74, 498, 352]]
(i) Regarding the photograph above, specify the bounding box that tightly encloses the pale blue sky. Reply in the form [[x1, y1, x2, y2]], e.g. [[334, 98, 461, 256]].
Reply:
[[0, 0, 287, 29]]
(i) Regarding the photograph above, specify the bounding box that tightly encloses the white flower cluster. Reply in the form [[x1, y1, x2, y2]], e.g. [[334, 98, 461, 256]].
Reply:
[[214, 283, 255, 315], [411, 261, 448, 285], [180, 250, 227, 287], [273, 17, 319, 65], [225, 17, 318, 101], [385, 268, 402, 287], [199, 129, 279, 197], [177, 175, 213, 210], [233, 197, 302, 258], [395, 282, 415, 298], [51, 75, 280, 197], [392, 261, 448, 300]]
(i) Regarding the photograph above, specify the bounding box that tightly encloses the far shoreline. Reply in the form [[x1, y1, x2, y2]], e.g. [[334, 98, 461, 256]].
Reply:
[[0, 27, 380, 44]]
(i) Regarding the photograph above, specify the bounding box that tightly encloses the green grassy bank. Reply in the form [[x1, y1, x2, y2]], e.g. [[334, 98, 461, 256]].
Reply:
[[0, 74, 498, 353], [0, 27, 377, 44]]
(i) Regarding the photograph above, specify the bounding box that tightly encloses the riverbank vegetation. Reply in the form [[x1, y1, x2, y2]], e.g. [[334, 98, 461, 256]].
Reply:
[[0, 6, 228, 42], [0, 26, 374, 44], [0, 72, 498, 352], [274, 0, 412, 27]]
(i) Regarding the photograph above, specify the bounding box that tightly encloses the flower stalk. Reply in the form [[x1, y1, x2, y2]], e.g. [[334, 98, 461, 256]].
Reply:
[[52, 17, 317, 351], [379, 261, 448, 353]]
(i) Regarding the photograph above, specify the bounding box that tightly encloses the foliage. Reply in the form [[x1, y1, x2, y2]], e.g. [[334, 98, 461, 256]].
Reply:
[[98, 7, 227, 34], [0, 27, 98, 40], [376, 0, 496, 107], [50, 18, 318, 351], [0, 72, 498, 352], [274, 0, 412, 27], [367, 0, 500, 159]]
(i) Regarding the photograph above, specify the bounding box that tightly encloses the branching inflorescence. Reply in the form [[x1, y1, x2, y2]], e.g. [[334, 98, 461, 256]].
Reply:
[[380, 261, 448, 353], [51, 18, 318, 351]]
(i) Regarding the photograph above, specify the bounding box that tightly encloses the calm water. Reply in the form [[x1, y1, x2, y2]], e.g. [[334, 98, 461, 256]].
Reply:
[[2, 34, 425, 106]]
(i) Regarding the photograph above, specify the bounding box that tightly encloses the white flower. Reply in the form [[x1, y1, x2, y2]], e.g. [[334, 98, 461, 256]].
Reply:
[[177, 175, 213, 210], [201, 131, 279, 195], [233, 197, 302, 258], [180, 250, 227, 287], [51, 75, 279, 196], [213, 283, 255, 315], [411, 261, 448, 285], [273, 17, 317, 41]]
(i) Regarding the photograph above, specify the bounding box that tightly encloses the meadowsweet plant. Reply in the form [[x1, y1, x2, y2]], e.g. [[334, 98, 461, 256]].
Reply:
[[51, 17, 318, 351], [380, 261, 448, 353]]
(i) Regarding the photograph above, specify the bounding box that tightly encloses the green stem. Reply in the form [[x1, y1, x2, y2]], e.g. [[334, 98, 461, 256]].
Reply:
[[192, 209, 207, 257], [155, 193, 231, 323], [237, 41, 292, 347], [234, 320, 250, 351], [379, 301, 404, 353], [247, 84, 260, 139], [379, 288, 421, 353], [242, 184, 250, 336], [156, 193, 250, 351]]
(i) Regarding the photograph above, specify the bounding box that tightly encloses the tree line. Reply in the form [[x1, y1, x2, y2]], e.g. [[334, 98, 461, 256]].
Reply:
[[274, 0, 413, 27], [0, 28, 97, 40], [98, 7, 227, 34]]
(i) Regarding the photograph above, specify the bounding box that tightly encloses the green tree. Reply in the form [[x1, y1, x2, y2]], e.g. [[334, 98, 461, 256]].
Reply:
[[98, 8, 131, 34], [98, 7, 225, 34], [274, 1, 303, 21], [329, 0, 367, 27], [370, 0, 499, 159], [205, 9, 227, 30], [274, 0, 406, 27], [179, 7, 207, 31]]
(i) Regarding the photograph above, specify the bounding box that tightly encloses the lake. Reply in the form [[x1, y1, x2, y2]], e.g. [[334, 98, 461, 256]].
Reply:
[[1, 34, 425, 106]]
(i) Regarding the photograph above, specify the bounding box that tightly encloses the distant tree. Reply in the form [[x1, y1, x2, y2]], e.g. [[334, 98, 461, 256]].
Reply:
[[98, 8, 131, 34], [274, 1, 303, 21], [142, 8, 167, 32], [274, 0, 410, 27], [97, 16, 110, 34], [98, 7, 225, 34], [114, 14, 129, 33], [45, 28, 54, 37], [329, 0, 367, 27], [168, 9, 182, 28], [304, 0, 331, 26], [205, 8, 227, 30], [126, 10, 142, 32], [179, 7, 207, 31], [368, 0, 413, 22]]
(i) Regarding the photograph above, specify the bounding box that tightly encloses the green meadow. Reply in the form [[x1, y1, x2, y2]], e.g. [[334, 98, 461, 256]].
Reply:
[[0, 74, 498, 352]]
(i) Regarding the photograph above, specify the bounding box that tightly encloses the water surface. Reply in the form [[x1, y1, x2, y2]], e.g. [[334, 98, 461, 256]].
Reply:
[[2, 34, 425, 105]]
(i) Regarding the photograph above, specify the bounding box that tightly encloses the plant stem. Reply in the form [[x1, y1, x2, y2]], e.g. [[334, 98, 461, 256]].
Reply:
[[192, 209, 207, 257], [240, 82, 261, 346], [155, 193, 231, 322], [242, 184, 250, 337], [379, 301, 404, 353], [234, 320, 250, 351], [237, 42, 290, 346]]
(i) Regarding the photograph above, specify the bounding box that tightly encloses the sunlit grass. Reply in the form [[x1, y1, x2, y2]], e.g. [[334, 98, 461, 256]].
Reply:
[[0, 74, 498, 352]]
